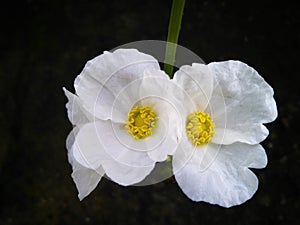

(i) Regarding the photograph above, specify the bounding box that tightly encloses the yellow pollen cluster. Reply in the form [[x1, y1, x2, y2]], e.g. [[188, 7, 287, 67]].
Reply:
[[186, 110, 215, 146], [125, 105, 158, 139]]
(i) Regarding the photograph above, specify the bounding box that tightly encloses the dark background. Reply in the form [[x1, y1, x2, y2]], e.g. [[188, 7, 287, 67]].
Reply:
[[0, 0, 299, 224]]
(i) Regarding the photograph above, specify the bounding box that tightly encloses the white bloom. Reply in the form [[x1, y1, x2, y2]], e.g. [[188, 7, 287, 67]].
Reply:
[[172, 61, 277, 207], [64, 49, 180, 200]]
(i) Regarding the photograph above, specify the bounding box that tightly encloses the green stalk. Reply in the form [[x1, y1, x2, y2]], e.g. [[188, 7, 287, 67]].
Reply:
[[164, 0, 186, 77]]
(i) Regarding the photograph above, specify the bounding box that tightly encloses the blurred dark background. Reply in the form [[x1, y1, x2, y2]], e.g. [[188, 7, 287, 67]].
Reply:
[[0, 0, 299, 224]]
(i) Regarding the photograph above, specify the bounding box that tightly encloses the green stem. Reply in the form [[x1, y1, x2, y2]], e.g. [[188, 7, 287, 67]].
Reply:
[[164, 0, 186, 77]]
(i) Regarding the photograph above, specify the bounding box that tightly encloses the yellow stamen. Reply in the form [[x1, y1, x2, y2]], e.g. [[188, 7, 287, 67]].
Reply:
[[125, 106, 158, 139], [186, 110, 215, 146]]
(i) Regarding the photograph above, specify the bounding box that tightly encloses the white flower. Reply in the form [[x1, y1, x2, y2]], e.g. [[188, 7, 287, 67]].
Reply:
[[64, 49, 180, 200], [172, 61, 277, 207]]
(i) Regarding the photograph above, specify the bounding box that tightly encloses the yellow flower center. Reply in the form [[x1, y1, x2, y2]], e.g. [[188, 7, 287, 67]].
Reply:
[[125, 105, 158, 139], [186, 110, 215, 146]]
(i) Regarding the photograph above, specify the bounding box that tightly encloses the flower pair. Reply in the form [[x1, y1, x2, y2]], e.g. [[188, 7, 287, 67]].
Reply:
[[64, 49, 277, 207]]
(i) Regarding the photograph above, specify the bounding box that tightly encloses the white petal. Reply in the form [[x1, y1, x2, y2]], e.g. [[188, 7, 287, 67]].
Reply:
[[96, 120, 155, 167], [70, 152, 104, 201], [207, 60, 277, 144], [111, 68, 172, 122], [74, 74, 116, 121], [72, 121, 155, 186], [74, 49, 160, 121], [146, 99, 181, 161], [63, 87, 93, 125], [111, 68, 194, 153], [111, 107, 176, 162], [173, 142, 267, 207], [97, 120, 156, 185], [66, 128, 104, 200], [173, 137, 217, 175], [66, 127, 78, 153], [72, 167, 103, 201], [173, 63, 214, 111], [72, 123, 107, 170], [213, 124, 269, 145], [112, 71, 183, 161], [102, 160, 154, 186], [138, 78, 182, 161]]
